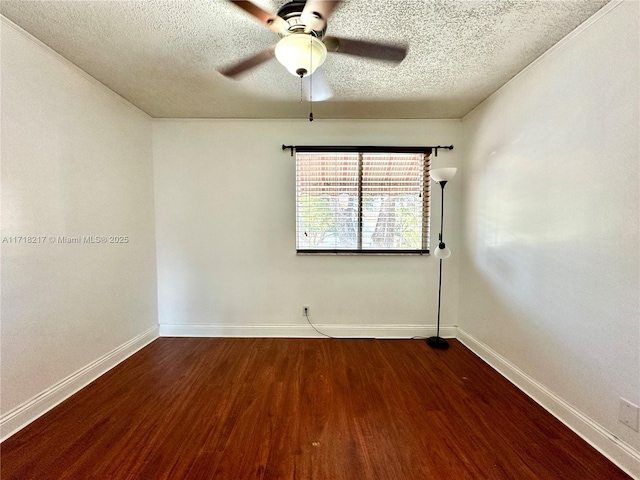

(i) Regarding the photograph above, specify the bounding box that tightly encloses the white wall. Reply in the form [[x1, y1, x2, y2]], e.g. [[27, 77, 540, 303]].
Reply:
[[459, 0, 639, 472], [153, 119, 461, 338], [0, 18, 158, 431]]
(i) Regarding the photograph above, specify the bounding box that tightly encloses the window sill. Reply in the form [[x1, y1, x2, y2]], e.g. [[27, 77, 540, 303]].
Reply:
[[296, 250, 430, 256]]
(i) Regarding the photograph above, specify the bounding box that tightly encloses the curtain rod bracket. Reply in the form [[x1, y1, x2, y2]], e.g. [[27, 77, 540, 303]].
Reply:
[[282, 144, 295, 156]]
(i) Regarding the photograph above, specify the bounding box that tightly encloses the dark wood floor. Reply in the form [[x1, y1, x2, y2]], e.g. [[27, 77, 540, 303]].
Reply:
[[1, 338, 630, 479]]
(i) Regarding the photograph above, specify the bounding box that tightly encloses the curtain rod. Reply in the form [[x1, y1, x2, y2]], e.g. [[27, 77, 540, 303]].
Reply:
[[281, 144, 454, 156]]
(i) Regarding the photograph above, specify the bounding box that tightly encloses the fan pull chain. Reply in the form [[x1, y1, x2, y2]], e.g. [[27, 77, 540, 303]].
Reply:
[[309, 73, 313, 121], [308, 35, 314, 122]]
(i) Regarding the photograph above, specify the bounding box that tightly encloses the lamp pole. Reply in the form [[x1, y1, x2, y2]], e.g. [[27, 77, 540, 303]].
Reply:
[[427, 168, 456, 350]]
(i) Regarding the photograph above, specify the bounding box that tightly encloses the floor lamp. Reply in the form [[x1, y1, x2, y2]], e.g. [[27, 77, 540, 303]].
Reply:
[[427, 167, 457, 350]]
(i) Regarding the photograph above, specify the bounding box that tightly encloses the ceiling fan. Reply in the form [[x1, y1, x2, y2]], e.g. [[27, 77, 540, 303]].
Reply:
[[219, 0, 408, 80]]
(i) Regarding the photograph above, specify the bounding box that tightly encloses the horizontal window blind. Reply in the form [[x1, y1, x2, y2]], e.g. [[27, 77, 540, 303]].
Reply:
[[362, 153, 429, 250], [296, 151, 430, 253], [296, 153, 360, 250]]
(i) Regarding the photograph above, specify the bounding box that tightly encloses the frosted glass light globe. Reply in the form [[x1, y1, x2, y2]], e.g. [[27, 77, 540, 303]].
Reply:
[[275, 34, 328, 77]]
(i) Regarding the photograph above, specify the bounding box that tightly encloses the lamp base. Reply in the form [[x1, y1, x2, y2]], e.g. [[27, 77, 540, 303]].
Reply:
[[426, 336, 449, 350]]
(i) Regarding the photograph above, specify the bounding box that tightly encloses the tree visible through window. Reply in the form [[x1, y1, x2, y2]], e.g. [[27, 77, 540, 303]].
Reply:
[[296, 151, 431, 253]]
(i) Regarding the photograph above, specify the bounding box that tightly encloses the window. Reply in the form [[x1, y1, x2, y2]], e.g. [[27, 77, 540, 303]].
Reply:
[[296, 150, 431, 253]]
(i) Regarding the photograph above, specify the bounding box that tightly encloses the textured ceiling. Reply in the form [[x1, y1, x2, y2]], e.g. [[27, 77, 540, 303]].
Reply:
[[1, 0, 610, 119]]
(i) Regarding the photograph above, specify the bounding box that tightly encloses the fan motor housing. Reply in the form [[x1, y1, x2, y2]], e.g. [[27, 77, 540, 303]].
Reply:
[[276, 1, 327, 39]]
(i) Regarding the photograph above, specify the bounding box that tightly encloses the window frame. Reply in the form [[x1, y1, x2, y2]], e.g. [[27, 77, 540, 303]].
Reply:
[[295, 148, 432, 255]]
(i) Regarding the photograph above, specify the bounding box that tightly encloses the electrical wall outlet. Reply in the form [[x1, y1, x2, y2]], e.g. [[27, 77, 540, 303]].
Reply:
[[303, 306, 309, 316], [618, 398, 639, 431]]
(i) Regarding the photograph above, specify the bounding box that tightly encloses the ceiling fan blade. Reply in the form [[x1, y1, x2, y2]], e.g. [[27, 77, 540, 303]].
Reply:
[[302, 70, 333, 102], [218, 46, 276, 78], [228, 0, 288, 34], [323, 36, 407, 63], [301, 0, 341, 31]]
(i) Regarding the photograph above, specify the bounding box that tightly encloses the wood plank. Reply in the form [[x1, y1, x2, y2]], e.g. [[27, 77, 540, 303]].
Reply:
[[1, 338, 631, 479]]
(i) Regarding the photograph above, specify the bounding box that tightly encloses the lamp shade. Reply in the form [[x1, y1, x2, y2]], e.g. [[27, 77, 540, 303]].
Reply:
[[433, 244, 451, 259], [275, 34, 328, 77], [431, 168, 457, 183]]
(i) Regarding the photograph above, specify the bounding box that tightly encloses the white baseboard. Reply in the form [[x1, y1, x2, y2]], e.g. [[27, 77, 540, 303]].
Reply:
[[0, 326, 159, 442], [456, 328, 640, 480], [159, 323, 457, 340]]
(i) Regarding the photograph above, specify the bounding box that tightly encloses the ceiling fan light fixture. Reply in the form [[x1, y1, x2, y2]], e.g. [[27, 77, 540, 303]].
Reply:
[[274, 34, 327, 77]]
